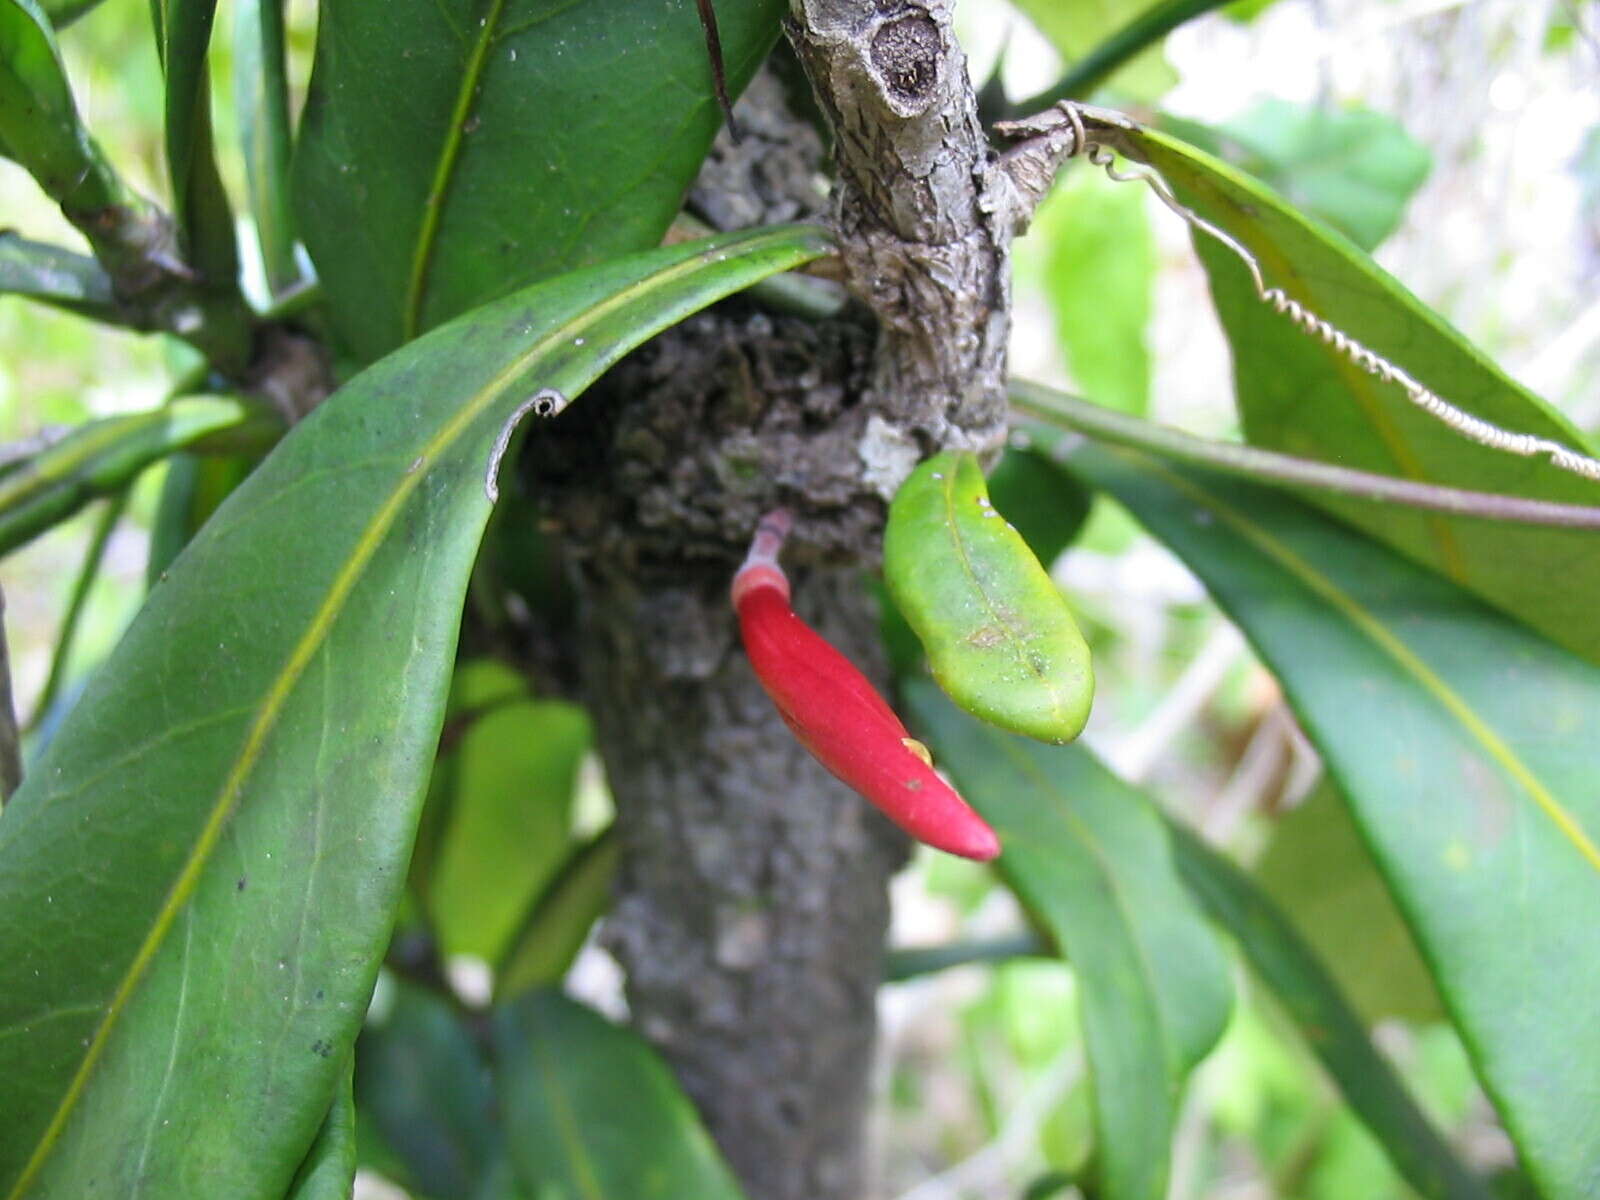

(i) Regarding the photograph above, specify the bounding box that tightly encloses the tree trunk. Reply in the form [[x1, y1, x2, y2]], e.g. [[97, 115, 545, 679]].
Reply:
[[582, 559, 907, 1200], [528, 5, 1045, 1187]]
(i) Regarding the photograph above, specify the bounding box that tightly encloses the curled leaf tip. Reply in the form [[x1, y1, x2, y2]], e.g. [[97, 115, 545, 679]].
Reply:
[[732, 514, 1001, 862]]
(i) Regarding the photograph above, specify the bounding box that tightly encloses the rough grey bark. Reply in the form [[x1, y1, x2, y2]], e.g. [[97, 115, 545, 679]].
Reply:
[[527, 17, 1077, 1195], [516, 65, 917, 1199], [787, 0, 1041, 495], [581, 561, 908, 1200], [526, 281, 908, 1200]]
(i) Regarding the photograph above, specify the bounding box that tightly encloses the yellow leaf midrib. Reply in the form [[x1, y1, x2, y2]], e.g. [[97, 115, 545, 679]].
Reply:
[[1141, 451, 1600, 875]]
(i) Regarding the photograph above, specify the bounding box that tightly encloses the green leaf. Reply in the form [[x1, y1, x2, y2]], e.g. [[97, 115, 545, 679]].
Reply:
[[0, 224, 830, 1199], [36, 0, 106, 24], [1011, 0, 1176, 102], [232, 0, 296, 296], [284, 1055, 358, 1200], [0, 232, 118, 321], [1065, 442, 1600, 1199], [407, 658, 530, 907], [472, 1154, 535, 1200], [985, 442, 1093, 568], [1255, 780, 1442, 1023], [0, 395, 274, 557], [355, 981, 495, 1200], [492, 989, 749, 1199], [25, 489, 129, 731], [427, 672, 590, 963], [904, 681, 1233, 1200], [152, 0, 238, 287], [1111, 119, 1600, 662], [0, 0, 125, 209], [1168, 823, 1490, 1200], [1026, 168, 1154, 415], [885, 451, 1094, 744], [144, 451, 257, 587], [495, 827, 618, 999], [292, 0, 785, 363], [1160, 100, 1431, 252]]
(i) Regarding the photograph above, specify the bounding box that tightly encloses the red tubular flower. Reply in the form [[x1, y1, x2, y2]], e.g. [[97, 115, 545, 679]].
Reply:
[[732, 509, 1001, 862]]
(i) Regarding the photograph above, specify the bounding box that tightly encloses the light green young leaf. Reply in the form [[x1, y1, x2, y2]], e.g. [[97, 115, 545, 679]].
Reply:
[[427, 680, 590, 963], [1025, 167, 1154, 415], [1066, 441, 1600, 1199], [0, 224, 830, 1200], [495, 828, 618, 1000], [905, 680, 1233, 1200], [886, 450, 1093, 744]]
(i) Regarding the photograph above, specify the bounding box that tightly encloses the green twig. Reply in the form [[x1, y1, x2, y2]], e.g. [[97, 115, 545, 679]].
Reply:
[[884, 932, 1047, 982], [1011, 380, 1600, 530], [0, 233, 121, 324], [1004, 0, 1236, 117], [26, 489, 130, 733]]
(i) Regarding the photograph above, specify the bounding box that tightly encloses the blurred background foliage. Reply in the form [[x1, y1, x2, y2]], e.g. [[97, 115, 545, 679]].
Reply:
[[1, 0, 1595, 1196]]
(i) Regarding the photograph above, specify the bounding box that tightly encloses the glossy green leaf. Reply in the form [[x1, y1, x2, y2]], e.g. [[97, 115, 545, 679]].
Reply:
[[428, 673, 590, 963], [1026, 166, 1153, 415], [144, 452, 255, 591], [1168, 823, 1489, 1200], [493, 989, 749, 1200], [886, 451, 1093, 743], [0, 0, 124, 209], [985, 442, 1093, 568], [0, 232, 118, 321], [1159, 100, 1430, 251], [0, 395, 273, 557], [1256, 780, 1442, 1023], [152, 0, 238, 287], [232, 0, 296, 296], [495, 827, 618, 999], [293, 0, 784, 362], [1112, 119, 1600, 661], [355, 981, 495, 1200], [905, 681, 1233, 1200], [0, 224, 830, 1199], [1065, 442, 1600, 1199], [284, 1055, 358, 1200]]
